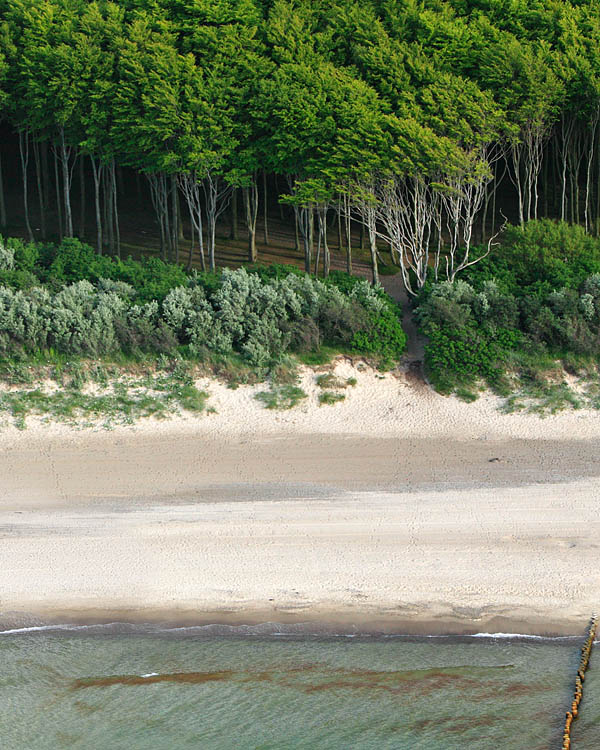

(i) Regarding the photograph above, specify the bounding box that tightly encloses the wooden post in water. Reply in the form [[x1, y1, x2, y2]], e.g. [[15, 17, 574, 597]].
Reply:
[[562, 614, 597, 749]]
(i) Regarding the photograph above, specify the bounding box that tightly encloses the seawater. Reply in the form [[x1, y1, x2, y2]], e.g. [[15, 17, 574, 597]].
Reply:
[[0, 627, 597, 749]]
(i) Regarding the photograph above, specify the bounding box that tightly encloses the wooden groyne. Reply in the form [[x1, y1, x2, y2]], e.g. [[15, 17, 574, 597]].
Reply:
[[562, 615, 597, 749]]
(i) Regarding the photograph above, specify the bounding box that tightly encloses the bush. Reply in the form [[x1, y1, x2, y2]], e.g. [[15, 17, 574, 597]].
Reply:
[[0, 255, 407, 368], [465, 220, 600, 296], [418, 266, 600, 394], [0, 238, 15, 270]]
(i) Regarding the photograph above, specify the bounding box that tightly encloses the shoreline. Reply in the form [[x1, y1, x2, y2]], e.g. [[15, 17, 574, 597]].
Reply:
[[0, 608, 590, 639]]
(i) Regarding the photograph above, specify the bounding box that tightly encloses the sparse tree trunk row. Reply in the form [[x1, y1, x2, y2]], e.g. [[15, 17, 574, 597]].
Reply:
[[9, 122, 600, 285]]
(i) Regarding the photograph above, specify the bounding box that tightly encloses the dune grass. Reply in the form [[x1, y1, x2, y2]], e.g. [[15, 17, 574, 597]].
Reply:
[[254, 384, 308, 410], [0, 357, 210, 430]]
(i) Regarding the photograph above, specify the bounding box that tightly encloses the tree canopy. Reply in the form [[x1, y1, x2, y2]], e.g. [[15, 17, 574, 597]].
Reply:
[[1, 0, 600, 284]]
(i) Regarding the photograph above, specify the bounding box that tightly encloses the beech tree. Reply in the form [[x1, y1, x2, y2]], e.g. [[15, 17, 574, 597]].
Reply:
[[2, 0, 600, 287], [112, 13, 187, 259]]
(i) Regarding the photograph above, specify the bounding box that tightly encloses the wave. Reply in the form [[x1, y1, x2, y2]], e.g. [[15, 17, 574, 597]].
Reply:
[[0, 621, 584, 641], [0, 622, 132, 635], [470, 632, 581, 641]]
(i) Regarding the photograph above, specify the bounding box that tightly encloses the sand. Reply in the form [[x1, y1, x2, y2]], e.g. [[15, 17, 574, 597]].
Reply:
[[0, 361, 599, 636]]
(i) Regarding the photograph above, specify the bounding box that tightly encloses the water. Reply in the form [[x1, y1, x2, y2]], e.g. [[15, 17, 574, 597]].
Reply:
[[0, 626, 596, 749]]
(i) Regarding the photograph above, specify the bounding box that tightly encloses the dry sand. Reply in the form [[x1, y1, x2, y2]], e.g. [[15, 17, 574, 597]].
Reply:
[[0, 361, 599, 635]]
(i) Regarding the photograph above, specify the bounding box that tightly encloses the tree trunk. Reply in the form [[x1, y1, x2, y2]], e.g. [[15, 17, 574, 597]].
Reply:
[[314, 212, 322, 276], [41, 140, 50, 216], [542, 147, 549, 219], [491, 161, 498, 236], [178, 172, 206, 271], [596, 137, 600, 236], [318, 207, 330, 277], [33, 140, 46, 239], [274, 174, 284, 221], [0, 155, 6, 228], [188, 217, 195, 271], [90, 157, 103, 254], [54, 148, 63, 240], [585, 112, 599, 233], [171, 173, 179, 263], [230, 187, 238, 240], [481, 184, 490, 243], [59, 128, 74, 237], [176, 184, 185, 241], [202, 173, 232, 272], [262, 169, 269, 245], [344, 195, 352, 274], [79, 155, 85, 237], [162, 174, 172, 261], [368, 226, 379, 286], [19, 131, 34, 242], [243, 180, 258, 263], [148, 173, 170, 260], [104, 165, 115, 255], [112, 160, 120, 258], [295, 203, 314, 274]]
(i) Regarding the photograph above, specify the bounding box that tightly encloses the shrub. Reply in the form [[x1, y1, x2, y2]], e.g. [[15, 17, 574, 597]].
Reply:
[[417, 280, 522, 392], [0, 258, 407, 369], [0, 238, 15, 270], [465, 220, 600, 296], [418, 269, 600, 394]]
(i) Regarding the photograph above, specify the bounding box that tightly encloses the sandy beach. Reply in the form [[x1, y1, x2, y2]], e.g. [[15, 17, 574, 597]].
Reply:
[[1, 361, 599, 636]]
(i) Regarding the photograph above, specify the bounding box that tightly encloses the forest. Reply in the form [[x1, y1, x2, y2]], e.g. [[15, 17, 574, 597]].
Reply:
[[1, 0, 600, 281], [2, 0, 600, 415]]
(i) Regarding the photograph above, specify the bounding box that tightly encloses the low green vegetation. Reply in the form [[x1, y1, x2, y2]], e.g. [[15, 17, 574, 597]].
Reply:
[[0, 237, 406, 375], [0, 358, 209, 429], [318, 391, 345, 406], [417, 220, 600, 413], [315, 373, 356, 389], [254, 384, 308, 410], [0, 236, 406, 426]]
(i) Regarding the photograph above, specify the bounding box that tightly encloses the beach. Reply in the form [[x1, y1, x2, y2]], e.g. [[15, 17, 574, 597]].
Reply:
[[1, 362, 599, 636]]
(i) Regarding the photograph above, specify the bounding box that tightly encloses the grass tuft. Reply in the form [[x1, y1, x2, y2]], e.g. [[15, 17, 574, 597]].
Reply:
[[254, 384, 308, 410], [316, 373, 357, 389], [318, 391, 345, 406]]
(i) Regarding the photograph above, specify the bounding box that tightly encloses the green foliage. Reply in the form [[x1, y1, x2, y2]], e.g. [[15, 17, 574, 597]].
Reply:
[[465, 221, 600, 296], [316, 372, 357, 389], [418, 221, 600, 401], [0, 360, 209, 429], [254, 384, 307, 410], [315, 372, 339, 389], [0, 239, 406, 369], [318, 391, 345, 405]]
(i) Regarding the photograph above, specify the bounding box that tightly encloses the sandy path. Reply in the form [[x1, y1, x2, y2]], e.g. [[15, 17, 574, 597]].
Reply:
[[1, 363, 599, 635]]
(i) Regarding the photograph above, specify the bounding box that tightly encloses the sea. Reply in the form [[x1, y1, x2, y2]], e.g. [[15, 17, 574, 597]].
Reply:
[[0, 625, 598, 749]]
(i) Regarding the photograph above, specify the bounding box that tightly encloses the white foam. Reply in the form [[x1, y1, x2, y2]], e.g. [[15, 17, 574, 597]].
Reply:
[[0, 622, 585, 641], [140, 673, 159, 678], [0, 624, 76, 635], [471, 632, 580, 641], [0, 622, 129, 635]]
